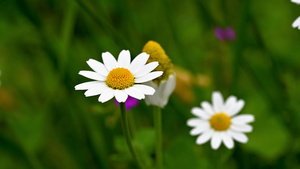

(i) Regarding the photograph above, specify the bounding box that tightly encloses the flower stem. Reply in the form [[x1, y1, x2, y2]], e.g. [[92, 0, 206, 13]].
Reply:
[[120, 103, 145, 169], [153, 106, 163, 169]]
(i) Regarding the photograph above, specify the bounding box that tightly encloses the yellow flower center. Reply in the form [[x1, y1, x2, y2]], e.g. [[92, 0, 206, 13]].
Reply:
[[209, 113, 231, 131], [142, 40, 174, 84], [106, 68, 134, 90]]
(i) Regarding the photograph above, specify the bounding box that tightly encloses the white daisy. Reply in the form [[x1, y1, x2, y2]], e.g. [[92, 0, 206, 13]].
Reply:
[[187, 91, 254, 150], [75, 50, 163, 103], [142, 40, 176, 108]]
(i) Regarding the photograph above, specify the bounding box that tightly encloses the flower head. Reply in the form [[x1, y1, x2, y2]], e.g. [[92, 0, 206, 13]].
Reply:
[[214, 27, 236, 41], [142, 41, 174, 84], [115, 96, 139, 111], [187, 91, 254, 150], [142, 41, 176, 108], [75, 50, 163, 103]]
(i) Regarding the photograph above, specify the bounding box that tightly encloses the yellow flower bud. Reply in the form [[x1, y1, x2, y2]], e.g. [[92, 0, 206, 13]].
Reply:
[[142, 41, 174, 84], [142, 41, 176, 108]]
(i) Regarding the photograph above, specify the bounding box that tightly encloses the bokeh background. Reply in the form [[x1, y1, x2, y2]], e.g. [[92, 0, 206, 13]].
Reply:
[[1, 0, 300, 168]]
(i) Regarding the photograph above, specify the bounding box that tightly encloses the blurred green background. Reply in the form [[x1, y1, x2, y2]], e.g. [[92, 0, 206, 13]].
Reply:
[[1, 0, 300, 168]]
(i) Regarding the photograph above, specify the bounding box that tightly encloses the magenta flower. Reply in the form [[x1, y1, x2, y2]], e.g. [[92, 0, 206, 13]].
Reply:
[[115, 96, 139, 111], [214, 27, 236, 41]]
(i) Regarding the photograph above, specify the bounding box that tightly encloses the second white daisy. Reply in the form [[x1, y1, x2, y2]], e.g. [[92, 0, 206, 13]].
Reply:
[[187, 91, 254, 150], [75, 50, 163, 103]]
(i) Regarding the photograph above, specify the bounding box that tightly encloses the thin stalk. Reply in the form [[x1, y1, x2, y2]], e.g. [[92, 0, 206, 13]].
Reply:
[[120, 103, 145, 169], [215, 150, 222, 169], [153, 106, 163, 169]]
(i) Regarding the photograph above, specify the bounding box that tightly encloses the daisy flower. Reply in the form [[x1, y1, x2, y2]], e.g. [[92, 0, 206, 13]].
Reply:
[[187, 91, 254, 150], [142, 41, 176, 108], [75, 50, 163, 103]]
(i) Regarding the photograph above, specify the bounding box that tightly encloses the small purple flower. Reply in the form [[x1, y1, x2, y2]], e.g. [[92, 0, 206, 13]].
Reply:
[[115, 96, 139, 111], [214, 26, 236, 41]]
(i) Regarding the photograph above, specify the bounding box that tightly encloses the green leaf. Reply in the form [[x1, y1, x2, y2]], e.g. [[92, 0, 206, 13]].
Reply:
[[164, 136, 206, 169], [113, 128, 155, 167], [242, 94, 290, 160]]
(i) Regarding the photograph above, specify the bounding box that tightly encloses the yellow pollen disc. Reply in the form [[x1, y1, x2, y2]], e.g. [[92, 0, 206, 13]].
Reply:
[[209, 113, 231, 131], [106, 68, 134, 90], [142, 40, 174, 84]]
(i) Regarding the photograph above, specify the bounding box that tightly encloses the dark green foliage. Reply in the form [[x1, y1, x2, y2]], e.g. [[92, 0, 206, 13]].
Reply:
[[0, 0, 300, 168]]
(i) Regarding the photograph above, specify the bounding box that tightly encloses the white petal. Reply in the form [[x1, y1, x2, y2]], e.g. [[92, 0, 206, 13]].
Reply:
[[128, 53, 149, 74], [232, 114, 255, 125], [145, 92, 159, 106], [125, 87, 145, 100], [189, 122, 210, 136], [86, 59, 109, 76], [158, 74, 176, 104], [212, 91, 224, 112], [228, 100, 245, 116], [102, 52, 118, 71], [201, 101, 215, 115], [230, 124, 253, 133], [187, 118, 203, 127], [114, 90, 128, 103], [117, 50, 131, 68], [211, 132, 222, 149], [221, 132, 234, 149], [144, 74, 176, 108], [79, 71, 106, 81], [191, 107, 210, 120], [84, 84, 108, 97], [196, 129, 214, 145], [291, 0, 300, 5], [144, 81, 159, 106], [228, 130, 248, 143], [98, 88, 115, 103], [75, 81, 101, 90], [133, 62, 159, 78], [134, 71, 163, 83], [133, 84, 155, 95], [292, 16, 300, 29], [223, 96, 237, 113]]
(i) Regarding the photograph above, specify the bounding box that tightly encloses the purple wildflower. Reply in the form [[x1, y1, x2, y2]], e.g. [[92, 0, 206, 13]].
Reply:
[[214, 27, 226, 41], [115, 96, 139, 111], [214, 27, 236, 41]]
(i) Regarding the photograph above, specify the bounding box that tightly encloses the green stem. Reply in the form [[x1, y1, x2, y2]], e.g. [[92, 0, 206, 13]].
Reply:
[[153, 106, 163, 169], [120, 103, 145, 169]]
